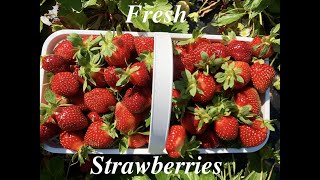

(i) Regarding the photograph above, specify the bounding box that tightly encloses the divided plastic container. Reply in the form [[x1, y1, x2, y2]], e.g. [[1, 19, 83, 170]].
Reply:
[[41, 30, 270, 155]]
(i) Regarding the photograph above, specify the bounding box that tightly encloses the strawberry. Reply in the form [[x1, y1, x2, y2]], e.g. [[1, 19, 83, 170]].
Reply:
[[115, 62, 151, 87], [59, 130, 85, 151], [192, 43, 216, 64], [41, 55, 70, 74], [103, 66, 124, 91], [181, 111, 209, 135], [234, 87, 261, 115], [51, 72, 80, 97], [115, 33, 135, 53], [87, 112, 103, 122], [100, 32, 131, 67], [84, 88, 117, 113], [84, 121, 117, 148], [173, 53, 196, 80], [250, 36, 274, 58], [214, 61, 251, 90], [197, 129, 220, 148], [67, 33, 106, 90], [54, 106, 89, 131], [40, 116, 59, 143], [122, 87, 152, 113], [193, 72, 216, 103], [69, 91, 89, 112], [134, 37, 154, 54], [115, 102, 144, 134], [54, 39, 76, 63], [211, 43, 230, 58], [165, 125, 201, 158], [172, 88, 181, 107], [214, 116, 239, 141], [223, 31, 252, 63], [165, 125, 186, 158], [59, 130, 91, 165], [128, 134, 149, 148], [177, 28, 211, 53], [239, 119, 274, 147], [250, 62, 276, 93], [136, 51, 154, 74]]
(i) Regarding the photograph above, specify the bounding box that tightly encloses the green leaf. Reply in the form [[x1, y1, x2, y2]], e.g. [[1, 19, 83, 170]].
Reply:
[[170, 21, 189, 33], [201, 52, 208, 60], [212, 9, 246, 26], [40, 19, 43, 32], [132, 174, 151, 180], [143, 0, 173, 25], [40, 0, 46, 6], [59, 11, 88, 29], [46, 156, 65, 177], [117, 0, 153, 16], [155, 171, 172, 180], [199, 173, 217, 180], [44, 89, 56, 104], [132, 16, 150, 31], [271, 23, 280, 34], [57, 0, 83, 15], [119, 136, 129, 154], [145, 112, 151, 127], [82, 0, 98, 8]]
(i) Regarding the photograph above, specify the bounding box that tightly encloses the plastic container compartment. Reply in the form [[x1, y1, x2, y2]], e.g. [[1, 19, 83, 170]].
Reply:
[[41, 30, 270, 155]]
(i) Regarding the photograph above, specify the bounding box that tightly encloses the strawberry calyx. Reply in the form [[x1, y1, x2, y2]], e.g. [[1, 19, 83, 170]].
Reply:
[[236, 105, 255, 125], [72, 145, 95, 166], [99, 31, 117, 57], [179, 136, 201, 159], [195, 51, 230, 75], [187, 105, 211, 130], [136, 51, 154, 72], [222, 31, 237, 44], [115, 65, 140, 87], [100, 121, 118, 139], [214, 62, 244, 90], [177, 27, 205, 46], [256, 118, 275, 131], [40, 89, 70, 123]]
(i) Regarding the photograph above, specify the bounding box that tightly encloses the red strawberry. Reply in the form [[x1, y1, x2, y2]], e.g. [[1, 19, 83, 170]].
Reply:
[[59, 130, 85, 151], [223, 31, 252, 63], [87, 112, 103, 122], [192, 72, 216, 103], [211, 43, 230, 58], [228, 40, 252, 63], [84, 88, 117, 113], [250, 36, 274, 59], [234, 87, 261, 115], [122, 87, 152, 113], [41, 55, 70, 74], [40, 116, 59, 143], [51, 72, 80, 97], [239, 119, 269, 147], [54, 39, 76, 63], [165, 125, 186, 158], [192, 43, 216, 64], [116, 62, 151, 87], [177, 28, 210, 53], [250, 62, 276, 93], [59, 130, 91, 165], [214, 61, 251, 90], [69, 91, 89, 112], [84, 121, 116, 148], [81, 35, 98, 43], [128, 134, 149, 148], [115, 102, 144, 134], [197, 129, 220, 148], [117, 33, 135, 53], [181, 111, 209, 135], [54, 106, 89, 131], [172, 88, 181, 107], [103, 66, 124, 91], [100, 32, 131, 67], [214, 116, 239, 141], [134, 37, 154, 54]]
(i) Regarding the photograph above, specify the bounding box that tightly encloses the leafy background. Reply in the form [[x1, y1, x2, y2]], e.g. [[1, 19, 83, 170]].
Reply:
[[40, 0, 280, 179]]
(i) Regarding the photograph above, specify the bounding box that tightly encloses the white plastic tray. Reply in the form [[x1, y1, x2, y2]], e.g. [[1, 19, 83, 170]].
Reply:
[[41, 30, 269, 155]]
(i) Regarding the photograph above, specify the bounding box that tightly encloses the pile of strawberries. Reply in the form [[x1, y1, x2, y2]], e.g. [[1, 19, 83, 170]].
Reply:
[[166, 30, 277, 158], [40, 30, 154, 164]]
